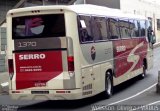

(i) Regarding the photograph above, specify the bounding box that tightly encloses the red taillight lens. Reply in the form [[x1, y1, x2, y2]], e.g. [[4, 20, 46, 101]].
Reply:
[[12, 90, 23, 93], [67, 56, 74, 71], [8, 59, 14, 79]]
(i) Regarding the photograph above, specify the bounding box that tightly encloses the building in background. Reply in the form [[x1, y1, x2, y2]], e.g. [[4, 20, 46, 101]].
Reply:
[[0, 0, 160, 72], [0, 0, 18, 72]]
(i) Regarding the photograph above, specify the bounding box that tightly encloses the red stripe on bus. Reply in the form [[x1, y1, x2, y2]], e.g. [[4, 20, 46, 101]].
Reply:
[[114, 38, 148, 77]]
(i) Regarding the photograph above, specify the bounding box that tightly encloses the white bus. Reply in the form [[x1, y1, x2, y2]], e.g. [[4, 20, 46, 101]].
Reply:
[[7, 4, 155, 100]]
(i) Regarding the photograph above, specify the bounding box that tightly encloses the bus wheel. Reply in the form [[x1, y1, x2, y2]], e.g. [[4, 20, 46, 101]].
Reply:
[[140, 65, 146, 79], [104, 72, 113, 99]]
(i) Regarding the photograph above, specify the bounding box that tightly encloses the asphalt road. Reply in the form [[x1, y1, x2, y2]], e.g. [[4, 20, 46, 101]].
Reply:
[[0, 47, 160, 111]]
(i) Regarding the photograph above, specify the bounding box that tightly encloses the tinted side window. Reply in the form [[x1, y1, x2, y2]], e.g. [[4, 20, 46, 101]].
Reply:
[[129, 19, 140, 37], [108, 18, 120, 39], [139, 20, 146, 37], [146, 19, 152, 42], [92, 17, 109, 41], [129, 20, 136, 37], [135, 20, 141, 37], [78, 15, 93, 43], [119, 19, 130, 39]]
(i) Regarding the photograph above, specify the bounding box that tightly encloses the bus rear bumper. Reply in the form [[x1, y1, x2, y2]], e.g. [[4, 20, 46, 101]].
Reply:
[[9, 89, 83, 100]]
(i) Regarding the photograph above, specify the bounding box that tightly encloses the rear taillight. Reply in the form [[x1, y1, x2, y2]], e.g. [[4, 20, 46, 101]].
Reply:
[[67, 56, 74, 72], [8, 59, 14, 79], [12, 90, 23, 93]]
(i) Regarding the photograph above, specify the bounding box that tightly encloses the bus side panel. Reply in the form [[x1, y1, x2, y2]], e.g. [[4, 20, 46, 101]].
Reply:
[[79, 42, 114, 96], [65, 12, 82, 90], [133, 38, 148, 70], [7, 15, 15, 91], [113, 38, 148, 84]]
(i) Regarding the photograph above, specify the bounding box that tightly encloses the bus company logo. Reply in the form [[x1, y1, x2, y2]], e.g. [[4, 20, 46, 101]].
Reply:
[[126, 42, 144, 73], [91, 46, 96, 61], [116, 46, 126, 52], [19, 54, 46, 60]]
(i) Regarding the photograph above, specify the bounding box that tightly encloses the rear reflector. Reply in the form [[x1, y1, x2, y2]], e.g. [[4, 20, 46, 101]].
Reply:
[[67, 56, 74, 71], [56, 91, 65, 93], [12, 91, 22, 93], [8, 59, 14, 80]]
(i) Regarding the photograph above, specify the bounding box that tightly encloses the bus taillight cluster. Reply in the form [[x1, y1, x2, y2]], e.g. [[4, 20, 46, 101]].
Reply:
[[67, 56, 74, 72]]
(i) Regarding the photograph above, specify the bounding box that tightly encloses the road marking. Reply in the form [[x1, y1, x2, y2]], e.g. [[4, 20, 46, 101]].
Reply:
[[130, 100, 160, 111], [92, 83, 157, 111], [147, 101, 160, 105], [108, 83, 157, 105]]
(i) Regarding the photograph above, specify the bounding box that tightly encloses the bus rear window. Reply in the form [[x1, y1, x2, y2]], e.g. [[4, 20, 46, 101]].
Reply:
[[12, 14, 65, 39]]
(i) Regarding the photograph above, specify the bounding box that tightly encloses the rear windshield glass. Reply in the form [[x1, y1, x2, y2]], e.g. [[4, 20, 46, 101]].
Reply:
[[12, 14, 65, 39]]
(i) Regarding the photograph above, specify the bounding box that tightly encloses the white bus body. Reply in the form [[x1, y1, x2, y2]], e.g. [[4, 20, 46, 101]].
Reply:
[[7, 4, 154, 100]]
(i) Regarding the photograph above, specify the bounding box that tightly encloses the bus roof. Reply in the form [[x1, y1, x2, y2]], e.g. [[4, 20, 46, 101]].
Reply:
[[7, 4, 147, 20]]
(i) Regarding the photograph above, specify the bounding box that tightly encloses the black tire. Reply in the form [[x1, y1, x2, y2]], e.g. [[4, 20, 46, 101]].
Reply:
[[104, 71, 113, 99], [140, 64, 146, 79]]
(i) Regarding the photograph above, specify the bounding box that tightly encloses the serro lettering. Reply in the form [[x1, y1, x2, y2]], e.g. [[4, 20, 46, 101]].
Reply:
[[19, 54, 46, 60]]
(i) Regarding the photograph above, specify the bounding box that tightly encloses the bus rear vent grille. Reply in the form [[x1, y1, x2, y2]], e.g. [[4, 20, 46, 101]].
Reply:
[[31, 91, 49, 94]]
